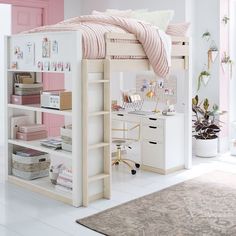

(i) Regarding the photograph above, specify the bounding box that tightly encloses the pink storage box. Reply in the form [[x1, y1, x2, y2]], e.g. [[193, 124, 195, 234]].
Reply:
[[11, 95, 40, 105], [19, 124, 47, 133], [16, 130, 48, 141]]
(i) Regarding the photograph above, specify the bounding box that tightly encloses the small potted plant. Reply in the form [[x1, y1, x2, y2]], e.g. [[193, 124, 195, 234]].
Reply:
[[197, 70, 210, 91], [192, 95, 226, 157], [202, 31, 211, 41], [221, 52, 233, 76], [222, 16, 230, 24]]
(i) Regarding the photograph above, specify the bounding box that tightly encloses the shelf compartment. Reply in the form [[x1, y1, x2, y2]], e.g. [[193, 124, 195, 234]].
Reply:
[[8, 175, 72, 204], [88, 142, 110, 150], [8, 139, 72, 159], [88, 173, 110, 183], [88, 80, 110, 84], [88, 111, 110, 117], [8, 104, 72, 116]]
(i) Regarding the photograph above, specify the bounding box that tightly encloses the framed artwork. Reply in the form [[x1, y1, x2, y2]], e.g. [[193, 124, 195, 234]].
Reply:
[[25, 42, 35, 65]]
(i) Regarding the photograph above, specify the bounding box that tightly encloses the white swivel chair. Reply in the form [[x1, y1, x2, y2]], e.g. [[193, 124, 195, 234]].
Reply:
[[112, 122, 140, 175]]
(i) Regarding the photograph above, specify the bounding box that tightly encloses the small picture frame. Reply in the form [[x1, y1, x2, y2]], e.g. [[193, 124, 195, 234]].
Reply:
[[37, 61, 43, 70], [42, 38, 51, 58], [52, 40, 59, 54], [64, 62, 71, 72]]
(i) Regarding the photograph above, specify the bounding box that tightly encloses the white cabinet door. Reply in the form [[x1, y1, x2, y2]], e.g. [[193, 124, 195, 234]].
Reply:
[[142, 140, 164, 169]]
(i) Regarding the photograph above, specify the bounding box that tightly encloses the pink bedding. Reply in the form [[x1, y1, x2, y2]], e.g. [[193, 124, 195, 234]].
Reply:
[[26, 15, 169, 77]]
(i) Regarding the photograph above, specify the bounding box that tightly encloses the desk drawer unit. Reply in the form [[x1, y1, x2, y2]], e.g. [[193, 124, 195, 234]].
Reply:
[[141, 114, 185, 175], [142, 140, 164, 169]]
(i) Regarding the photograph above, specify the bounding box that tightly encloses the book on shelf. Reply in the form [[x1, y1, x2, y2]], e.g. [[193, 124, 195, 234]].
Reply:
[[57, 178, 73, 189], [55, 184, 72, 193], [40, 139, 62, 150], [16, 148, 46, 157]]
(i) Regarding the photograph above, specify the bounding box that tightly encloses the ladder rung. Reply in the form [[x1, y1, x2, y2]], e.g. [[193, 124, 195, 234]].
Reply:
[[88, 80, 110, 84], [88, 173, 110, 183], [88, 142, 110, 150], [88, 111, 110, 117]]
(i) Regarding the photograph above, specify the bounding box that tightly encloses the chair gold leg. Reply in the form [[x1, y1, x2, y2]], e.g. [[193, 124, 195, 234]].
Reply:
[[123, 159, 137, 164], [122, 160, 133, 170], [112, 146, 139, 174]]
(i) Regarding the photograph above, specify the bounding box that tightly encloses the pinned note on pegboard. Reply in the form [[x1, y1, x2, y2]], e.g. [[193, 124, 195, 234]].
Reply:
[[136, 72, 177, 105]]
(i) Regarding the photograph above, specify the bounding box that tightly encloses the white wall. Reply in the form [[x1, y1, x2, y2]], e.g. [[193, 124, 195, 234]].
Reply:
[[80, 0, 187, 22], [191, 0, 220, 106], [0, 4, 11, 146], [64, 0, 82, 19]]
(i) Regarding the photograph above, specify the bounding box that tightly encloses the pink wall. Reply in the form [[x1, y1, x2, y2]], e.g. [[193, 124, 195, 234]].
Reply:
[[219, 0, 230, 137]]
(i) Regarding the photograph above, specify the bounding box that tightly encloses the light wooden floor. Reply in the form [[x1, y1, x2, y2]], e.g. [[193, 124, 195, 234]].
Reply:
[[0, 147, 236, 236]]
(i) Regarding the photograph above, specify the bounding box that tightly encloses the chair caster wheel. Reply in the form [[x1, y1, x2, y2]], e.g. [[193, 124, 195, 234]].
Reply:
[[115, 162, 119, 165], [131, 169, 136, 175], [135, 163, 140, 168]]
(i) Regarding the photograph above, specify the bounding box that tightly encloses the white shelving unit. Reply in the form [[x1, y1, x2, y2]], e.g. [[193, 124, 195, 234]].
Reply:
[[4, 31, 83, 207]]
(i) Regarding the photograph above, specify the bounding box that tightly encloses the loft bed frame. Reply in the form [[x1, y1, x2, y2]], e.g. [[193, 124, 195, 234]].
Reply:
[[5, 31, 191, 207]]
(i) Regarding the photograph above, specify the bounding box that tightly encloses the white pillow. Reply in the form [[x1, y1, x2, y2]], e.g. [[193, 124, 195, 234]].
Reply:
[[92, 9, 133, 18], [132, 10, 174, 31], [92, 9, 148, 18]]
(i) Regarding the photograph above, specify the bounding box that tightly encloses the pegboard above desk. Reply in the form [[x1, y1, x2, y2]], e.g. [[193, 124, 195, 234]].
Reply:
[[136, 72, 177, 105]]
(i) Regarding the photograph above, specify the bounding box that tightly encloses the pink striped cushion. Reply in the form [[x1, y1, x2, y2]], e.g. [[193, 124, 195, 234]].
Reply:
[[166, 22, 190, 36]]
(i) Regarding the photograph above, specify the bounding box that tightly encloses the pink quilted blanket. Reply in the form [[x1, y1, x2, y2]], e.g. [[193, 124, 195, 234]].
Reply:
[[26, 15, 169, 77]]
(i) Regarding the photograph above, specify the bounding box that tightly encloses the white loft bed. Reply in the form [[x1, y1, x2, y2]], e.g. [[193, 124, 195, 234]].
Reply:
[[5, 30, 191, 207]]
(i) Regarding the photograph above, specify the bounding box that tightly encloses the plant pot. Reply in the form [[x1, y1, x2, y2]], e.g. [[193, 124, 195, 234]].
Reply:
[[221, 62, 229, 73], [210, 50, 218, 62], [201, 75, 210, 86], [195, 138, 218, 157]]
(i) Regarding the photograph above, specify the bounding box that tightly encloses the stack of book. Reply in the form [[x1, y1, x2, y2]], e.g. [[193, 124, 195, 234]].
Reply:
[[11, 73, 43, 105], [55, 169, 72, 193], [40, 139, 62, 150], [16, 124, 47, 141]]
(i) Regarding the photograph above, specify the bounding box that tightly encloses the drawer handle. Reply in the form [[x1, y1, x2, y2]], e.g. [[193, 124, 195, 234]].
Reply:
[[149, 141, 157, 145], [39, 158, 46, 162], [117, 114, 124, 117], [149, 126, 157, 129], [149, 118, 157, 121]]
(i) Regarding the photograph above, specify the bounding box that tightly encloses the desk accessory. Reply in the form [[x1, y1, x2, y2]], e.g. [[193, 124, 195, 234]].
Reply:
[[122, 90, 143, 111]]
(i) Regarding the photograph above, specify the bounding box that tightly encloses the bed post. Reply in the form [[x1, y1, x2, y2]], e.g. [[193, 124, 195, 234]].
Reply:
[[184, 37, 192, 169]]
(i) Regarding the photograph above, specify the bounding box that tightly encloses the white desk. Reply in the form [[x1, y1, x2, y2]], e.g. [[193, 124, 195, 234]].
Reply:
[[112, 111, 185, 174]]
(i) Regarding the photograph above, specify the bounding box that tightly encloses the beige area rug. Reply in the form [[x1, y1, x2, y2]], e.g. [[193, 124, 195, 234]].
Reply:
[[77, 171, 236, 236]]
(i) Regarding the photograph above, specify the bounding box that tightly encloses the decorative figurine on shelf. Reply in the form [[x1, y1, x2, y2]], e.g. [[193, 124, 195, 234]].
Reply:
[[49, 163, 64, 185], [162, 103, 176, 116]]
